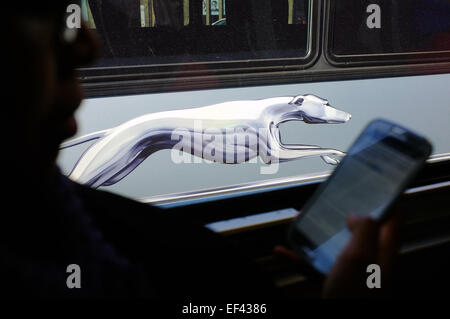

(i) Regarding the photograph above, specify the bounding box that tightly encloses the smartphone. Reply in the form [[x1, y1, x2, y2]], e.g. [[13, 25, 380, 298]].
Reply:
[[288, 119, 432, 274]]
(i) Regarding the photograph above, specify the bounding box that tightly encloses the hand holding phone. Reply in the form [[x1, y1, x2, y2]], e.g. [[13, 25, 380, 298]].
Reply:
[[322, 213, 400, 298], [289, 119, 432, 275]]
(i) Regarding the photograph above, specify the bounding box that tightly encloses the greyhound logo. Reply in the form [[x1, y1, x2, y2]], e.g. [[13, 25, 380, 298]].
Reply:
[[61, 94, 351, 188]]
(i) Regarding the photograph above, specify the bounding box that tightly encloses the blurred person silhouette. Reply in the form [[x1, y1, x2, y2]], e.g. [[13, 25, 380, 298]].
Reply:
[[1, 1, 400, 299], [1, 0, 274, 298]]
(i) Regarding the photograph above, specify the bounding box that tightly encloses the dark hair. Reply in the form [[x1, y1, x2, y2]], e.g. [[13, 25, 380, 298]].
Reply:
[[4, 1, 73, 22], [3, 1, 75, 99]]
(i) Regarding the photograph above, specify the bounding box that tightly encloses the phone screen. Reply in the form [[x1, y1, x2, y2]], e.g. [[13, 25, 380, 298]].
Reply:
[[292, 120, 431, 273]]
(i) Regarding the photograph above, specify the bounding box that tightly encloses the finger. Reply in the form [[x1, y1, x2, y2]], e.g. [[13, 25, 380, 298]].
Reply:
[[379, 209, 401, 248], [273, 245, 303, 263], [273, 245, 322, 277], [343, 215, 380, 262], [378, 211, 402, 272]]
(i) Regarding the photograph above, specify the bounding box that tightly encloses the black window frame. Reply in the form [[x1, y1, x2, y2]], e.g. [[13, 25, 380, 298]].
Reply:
[[324, 0, 450, 67], [79, 0, 320, 94], [78, 0, 450, 99]]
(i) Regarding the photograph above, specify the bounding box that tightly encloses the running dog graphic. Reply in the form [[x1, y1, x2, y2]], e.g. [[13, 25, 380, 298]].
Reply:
[[61, 94, 351, 188]]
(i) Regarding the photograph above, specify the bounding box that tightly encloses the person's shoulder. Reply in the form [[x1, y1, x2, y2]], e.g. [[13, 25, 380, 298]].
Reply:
[[70, 181, 171, 253]]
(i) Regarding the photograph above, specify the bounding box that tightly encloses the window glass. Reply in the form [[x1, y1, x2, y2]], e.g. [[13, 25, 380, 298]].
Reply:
[[290, 0, 308, 25], [330, 0, 450, 56], [82, 0, 310, 68], [203, 0, 226, 25]]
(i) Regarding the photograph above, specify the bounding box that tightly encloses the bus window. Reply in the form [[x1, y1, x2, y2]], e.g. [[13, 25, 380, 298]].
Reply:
[[83, 0, 311, 67], [205, 0, 308, 27], [290, 0, 308, 25], [328, 0, 450, 65], [56, 0, 450, 201], [203, 0, 226, 25]]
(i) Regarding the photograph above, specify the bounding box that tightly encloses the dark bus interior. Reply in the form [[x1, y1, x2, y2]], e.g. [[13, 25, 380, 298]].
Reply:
[[154, 157, 450, 298]]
